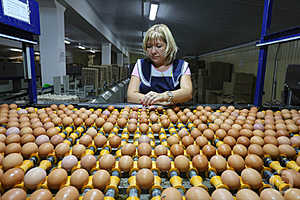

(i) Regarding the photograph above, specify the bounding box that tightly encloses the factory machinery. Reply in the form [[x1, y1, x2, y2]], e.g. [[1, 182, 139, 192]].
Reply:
[[0, 103, 300, 200]]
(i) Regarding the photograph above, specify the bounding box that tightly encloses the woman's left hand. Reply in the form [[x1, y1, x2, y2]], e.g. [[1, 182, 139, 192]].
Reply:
[[141, 91, 167, 106]]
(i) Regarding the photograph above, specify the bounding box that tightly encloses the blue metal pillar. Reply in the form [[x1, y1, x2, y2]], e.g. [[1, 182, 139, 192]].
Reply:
[[23, 43, 37, 104], [254, 0, 274, 106]]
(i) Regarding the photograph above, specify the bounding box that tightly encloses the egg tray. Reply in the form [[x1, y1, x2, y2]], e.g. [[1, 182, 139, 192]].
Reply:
[[1, 103, 300, 199]]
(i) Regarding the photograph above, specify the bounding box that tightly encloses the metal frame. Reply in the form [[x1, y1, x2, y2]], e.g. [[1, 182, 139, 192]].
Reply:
[[0, 0, 40, 103], [254, 0, 300, 105]]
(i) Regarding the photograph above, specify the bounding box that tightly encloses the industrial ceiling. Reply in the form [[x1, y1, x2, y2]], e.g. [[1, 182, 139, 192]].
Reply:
[[62, 0, 300, 57]]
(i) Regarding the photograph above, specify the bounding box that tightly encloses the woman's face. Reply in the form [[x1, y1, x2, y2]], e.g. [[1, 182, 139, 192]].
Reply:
[[146, 38, 167, 67]]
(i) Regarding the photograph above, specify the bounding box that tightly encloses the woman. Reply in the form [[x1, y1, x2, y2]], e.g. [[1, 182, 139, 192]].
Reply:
[[127, 24, 192, 106]]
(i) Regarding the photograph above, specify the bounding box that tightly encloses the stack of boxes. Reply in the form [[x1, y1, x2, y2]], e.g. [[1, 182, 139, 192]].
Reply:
[[200, 62, 233, 104], [81, 67, 99, 94], [112, 64, 120, 83], [233, 72, 256, 103]]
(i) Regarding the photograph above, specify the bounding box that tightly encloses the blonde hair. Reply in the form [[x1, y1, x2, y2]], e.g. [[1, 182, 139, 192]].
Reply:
[[143, 24, 178, 65]]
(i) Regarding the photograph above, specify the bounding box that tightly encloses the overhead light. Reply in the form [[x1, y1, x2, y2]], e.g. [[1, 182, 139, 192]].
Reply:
[[89, 49, 96, 53], [64, 40, 71, 44], [78, 45, 86, 50], [10, 48, 22, 52], [34, 52, 40, 55], [149, 3, 159, 21]]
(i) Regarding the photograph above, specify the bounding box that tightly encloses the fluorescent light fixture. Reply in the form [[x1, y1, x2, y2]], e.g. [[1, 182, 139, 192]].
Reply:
[[89, 49, 96, 53], [10, 48, 22, 52], [64, 40, 71, 44], [149, 3, 158, 21], [34, 52, 40, 55], [78, 45, 86, 50]]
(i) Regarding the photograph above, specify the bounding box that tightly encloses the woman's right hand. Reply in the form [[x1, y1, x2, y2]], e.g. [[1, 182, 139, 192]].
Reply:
[[141, 91, 168, 106]]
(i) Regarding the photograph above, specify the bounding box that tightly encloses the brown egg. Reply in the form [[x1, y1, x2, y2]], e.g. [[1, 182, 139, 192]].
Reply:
[[210, 155, 227, 173], [154, 145, 168, 156], [248, 144, 264, 157], [233, 144, 248, 158], [92, 170, 110, 190], [260, 188, 283, 200], [29, 189, 52, 200], [192, 154, 208, 172], [151, 120, 162, 133], [2, 168, 24, 189], [185, 186, 210, 200], [245, 154, 263, 170], [5, 134, 20, 144], [99, 154, 115, 170], [127, 123, 137, 133], [228, 154, 245, 172], [38, 143, 54, 158], [277, 136, 290, 145], [278, 144, 296, 158], [156, 155, 171, 172], [236, 189, 260, 200], [174, 155, 190, 172], [72, 144, 85, 158], [33, 127, 46, 137], [55, 186, 79, 200], [136, 168, 154, 189], [138, 156, 152, 169], [86, 127, 97, 138], [250, 136, 264, 146], [47, 168, 68, 189], [70, 168, 89, 189], [186, 144, 200, 157], [3, 153, 23, 170], [81, 154, 96, 170], [281, 169, 300, 188], [5, 142, 21, 154], [217, 143, 232, 158], [55, 143, 70, 158], [211, 188, 234, 200], [95, 117, 105, 128], [2, 188, 27, 200], [170, 144, 184, 157], [264, 135, 278, 146], [108, 135, 121, 148], [138, 143, 152, 156], [263, 144, 279, 159], [221, 170, 241, 190], [94, 135, 107, 148], [161, 187, 182, 200], [24, 167, 47, 190], [202, 144, 216, 158], [241, 168, 262, 189], [284, 188, 300, 200], [182, 136, 194, 147], [223, 136, 236, 147], [202, 129, 214, 141], [138, 135, 151, 144], [61, 155, 78, 171], [237, 136, 250, 147], [119, 155, 134, 172], [167, 135, 179, 146], [161, 119, 170, 129], [178, 128, 188, 138], [121, 143, 136, 156], [0, 134, 6, 143], [46, 127, 59, 138], [139, 123, 149, 134], [83, 189, 104, 200], [79, 135, 92, 147]]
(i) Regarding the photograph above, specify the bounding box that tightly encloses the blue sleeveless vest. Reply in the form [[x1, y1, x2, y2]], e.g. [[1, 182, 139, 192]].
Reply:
[[137, 59, 189, 94]]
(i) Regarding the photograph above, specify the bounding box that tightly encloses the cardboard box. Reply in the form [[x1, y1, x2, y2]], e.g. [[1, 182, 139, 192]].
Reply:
[[223, 82, 234, 96]]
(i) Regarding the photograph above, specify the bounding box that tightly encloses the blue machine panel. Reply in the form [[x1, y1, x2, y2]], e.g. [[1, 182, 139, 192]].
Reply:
[[0, 0, 40, 35]]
